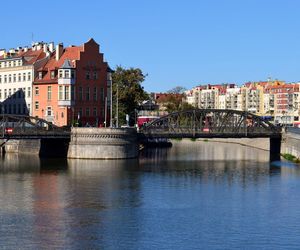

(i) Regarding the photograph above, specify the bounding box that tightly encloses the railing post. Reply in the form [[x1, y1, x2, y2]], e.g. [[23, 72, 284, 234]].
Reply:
[[193, 109, 195, 138]]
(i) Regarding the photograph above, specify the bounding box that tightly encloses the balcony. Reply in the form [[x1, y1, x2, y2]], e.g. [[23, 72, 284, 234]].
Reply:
[[58, 100, 75, 106], [58, 78, 75, 85]]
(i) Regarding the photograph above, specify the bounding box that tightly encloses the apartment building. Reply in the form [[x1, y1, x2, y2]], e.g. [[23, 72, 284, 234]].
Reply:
[[184, 79, 300, 125], [33, 38, 110, 127], [0, 43, 50, 115]]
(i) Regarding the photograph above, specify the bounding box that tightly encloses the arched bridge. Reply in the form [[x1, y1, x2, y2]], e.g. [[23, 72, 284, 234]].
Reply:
[[0, 114, 70, 139], [138, 109, 282, 161], [139, 109, 281, 138]]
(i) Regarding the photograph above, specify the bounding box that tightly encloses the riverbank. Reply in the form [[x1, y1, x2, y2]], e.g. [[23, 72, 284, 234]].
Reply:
[[172, 138, 270, 151]]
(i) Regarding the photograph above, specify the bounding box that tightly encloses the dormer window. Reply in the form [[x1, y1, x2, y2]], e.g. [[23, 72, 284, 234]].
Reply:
[[59, 70, 63, 78], [51, 71, 56, 79], [38, 72, 43, 80]]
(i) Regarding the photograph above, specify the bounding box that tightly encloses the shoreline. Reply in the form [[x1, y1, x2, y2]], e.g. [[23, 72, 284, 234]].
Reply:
[[171, 138, 270, 152]]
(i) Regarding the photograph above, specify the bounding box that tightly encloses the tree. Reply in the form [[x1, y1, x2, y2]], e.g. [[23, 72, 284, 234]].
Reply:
[[161, 94, 194, 113], [167, 86, 187, 94], [112, 66, 148, 126]]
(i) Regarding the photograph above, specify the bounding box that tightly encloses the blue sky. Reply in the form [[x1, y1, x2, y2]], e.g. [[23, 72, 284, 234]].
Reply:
[[2, 0, 300, 92]]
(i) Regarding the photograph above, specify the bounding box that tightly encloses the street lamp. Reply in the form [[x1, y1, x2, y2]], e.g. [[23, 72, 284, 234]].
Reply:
[[116, 81, 119, 128]]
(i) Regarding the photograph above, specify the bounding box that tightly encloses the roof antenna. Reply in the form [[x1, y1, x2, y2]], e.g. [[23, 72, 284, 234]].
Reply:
[[31, 32, 34, 45]]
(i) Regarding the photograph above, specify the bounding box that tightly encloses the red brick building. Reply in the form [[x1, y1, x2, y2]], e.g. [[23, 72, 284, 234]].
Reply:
[[33, 38, 110, 127]]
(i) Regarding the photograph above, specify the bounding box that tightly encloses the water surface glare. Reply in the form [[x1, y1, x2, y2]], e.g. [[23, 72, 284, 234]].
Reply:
[[1, 141, 300, 249]]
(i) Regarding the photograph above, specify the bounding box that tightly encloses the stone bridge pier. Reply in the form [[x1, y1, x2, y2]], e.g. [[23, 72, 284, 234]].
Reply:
[[67, 128, 139, 159]]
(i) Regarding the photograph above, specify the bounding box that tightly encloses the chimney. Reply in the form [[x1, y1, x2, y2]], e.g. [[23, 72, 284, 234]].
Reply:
[[43, 44, 48, 53], [36, 43, 42, 50], [56, 43, 63, 61], [48, 42, 54, 52]]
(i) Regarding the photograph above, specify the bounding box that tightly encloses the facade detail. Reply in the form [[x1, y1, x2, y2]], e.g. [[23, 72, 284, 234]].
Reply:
[[0, 39, 110, 127], [33, 38, 110, 127], [184, 80, 300, 126], [0, 43, 51, 115]]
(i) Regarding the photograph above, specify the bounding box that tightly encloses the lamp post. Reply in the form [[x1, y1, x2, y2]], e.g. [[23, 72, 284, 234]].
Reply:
[[116, 81, 119, 128]]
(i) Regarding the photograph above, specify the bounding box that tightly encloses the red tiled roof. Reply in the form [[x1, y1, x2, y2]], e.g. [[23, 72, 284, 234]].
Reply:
[[0, 48, 46, 65], [34, 46, 83, 83]]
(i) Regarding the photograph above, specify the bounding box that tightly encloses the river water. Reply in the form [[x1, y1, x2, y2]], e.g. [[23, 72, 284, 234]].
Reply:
[[1, 140, 300, 249]]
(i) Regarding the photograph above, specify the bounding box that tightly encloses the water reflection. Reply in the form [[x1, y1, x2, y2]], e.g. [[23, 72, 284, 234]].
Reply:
[[1, 141, 300, 249]]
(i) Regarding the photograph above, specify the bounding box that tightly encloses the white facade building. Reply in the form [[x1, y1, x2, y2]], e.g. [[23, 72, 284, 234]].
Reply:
[[0, 42, 51, 115]]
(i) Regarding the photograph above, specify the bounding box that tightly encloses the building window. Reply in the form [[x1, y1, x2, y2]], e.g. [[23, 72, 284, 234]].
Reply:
[[65, 86, 70, 100], [0, 90, 1, 99], [93, 71, 98, 80], [85, 71, 90, 80], [79, 87, 83, 100], [59, 70, 63, 78], [59, 86, 63, 100], [71, 71, 75, 79], [35, 101, 39, 110], [8, 74, 11, 83], [27, 87, 31, 98], [86, 87, 90, 101], [13, 74, 16, 82], [47, 107, 52, 116], [38, 72, 43, 79], [4, 89, 7, 98], [86, 108, 90, 117], [0, 75, 1, 83], [23, 73, 26, 81], [18, 73, 21, 81], [51, 71, 55, 79], [8, 89, 11, 97], [93, 87, 97, 101], [47, 86, 52, 100], [79, 108, 83, 118], [35, 87, 39, 96], [65, 70, 70, 79], [100, 87, 104, 101], [93, 107, 97, 116], [27, 72, 31, 81], [13, 88, 16, 99]]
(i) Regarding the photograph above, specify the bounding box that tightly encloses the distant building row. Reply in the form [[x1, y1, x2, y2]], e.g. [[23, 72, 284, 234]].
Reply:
[[184, 80, 300, 125], [0, 38, 111, 127]]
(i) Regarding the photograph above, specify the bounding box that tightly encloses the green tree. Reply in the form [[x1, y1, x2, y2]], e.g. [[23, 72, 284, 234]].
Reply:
[[167, 86, 187, 94], [112, 66, 148, 126], [162, 95, 194, 113]]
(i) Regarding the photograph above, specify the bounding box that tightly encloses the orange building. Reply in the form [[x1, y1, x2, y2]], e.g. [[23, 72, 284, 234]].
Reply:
[[33, 38, 110, 127]]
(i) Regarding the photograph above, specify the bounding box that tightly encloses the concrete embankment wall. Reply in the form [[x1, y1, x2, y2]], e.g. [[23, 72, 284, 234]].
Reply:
[[196, 138, 270, 151], [67, 127, 139, 159], [281, 129, 300, 158], [3, 138, 69, 157]]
